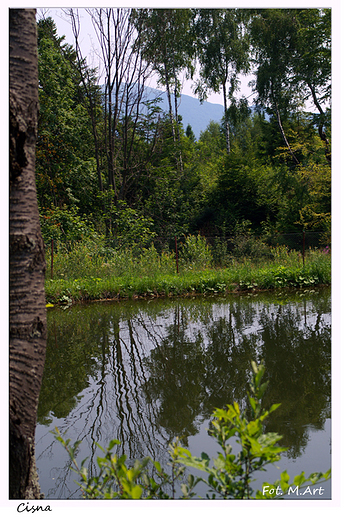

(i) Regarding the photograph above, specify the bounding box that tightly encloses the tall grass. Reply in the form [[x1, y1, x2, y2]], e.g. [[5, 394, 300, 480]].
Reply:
[[48, 240, 177, 280], [44, 236, 331, 305]]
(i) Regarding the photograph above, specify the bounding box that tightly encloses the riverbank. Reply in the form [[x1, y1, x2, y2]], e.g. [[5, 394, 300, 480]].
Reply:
[[45, 251, 330, 305]]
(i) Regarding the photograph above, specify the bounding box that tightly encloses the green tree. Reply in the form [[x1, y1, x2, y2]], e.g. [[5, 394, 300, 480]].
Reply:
[[193, 9, 250, 153], [185, 124, 196, 142], [132, 9, 195, 172], [250, 9, 302, 165], [36, 17, 99, 215], [188, 121, 226, 233], [67, 8, 170, 234], [212, 149, 279, 232], [250, 8, 331, 166], [140, 116, 201, 237], [83, 8, 152, 206], [269, 112, 331, 233], [292, 9, 331, 163], [64, 10, 105, 195]]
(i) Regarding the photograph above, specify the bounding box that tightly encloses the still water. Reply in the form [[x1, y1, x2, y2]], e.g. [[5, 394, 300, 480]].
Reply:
[[35, 287, 331, 500]]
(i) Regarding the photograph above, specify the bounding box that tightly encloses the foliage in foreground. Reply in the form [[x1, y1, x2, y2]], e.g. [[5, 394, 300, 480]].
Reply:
[[53, 361, 330, 499]]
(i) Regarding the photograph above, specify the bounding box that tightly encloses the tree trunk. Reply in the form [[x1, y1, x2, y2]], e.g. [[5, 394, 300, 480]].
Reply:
[[222, 81, 231, 153], [272, 91, 299, 165], [69, 9, 104, 192], [9, 8, 47, 499], [173, 67, 184, 173], [164, 61, 176, 144]]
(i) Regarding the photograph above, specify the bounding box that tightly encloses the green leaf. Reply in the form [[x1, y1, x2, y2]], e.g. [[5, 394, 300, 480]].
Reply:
[[187, 474, 195, 487], [213, 456, 225, 470], [107, 439, 121, 450], [251, 360, 258, 375], [142, 473, 150, 487], [181, 483, 189, 495], [257, 381, 269, 399], [248, 394, 257, 411], [131, 485, 143, 499], [152, 460, 162, 473], [293, 471, 306, 487], [178, 446, 192, 457], [269, 403, 281, 414], [247, 420, 260, 436]]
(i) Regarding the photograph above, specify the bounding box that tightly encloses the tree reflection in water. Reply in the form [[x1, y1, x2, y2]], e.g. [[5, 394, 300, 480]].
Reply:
[[36, 287, 331, 499]]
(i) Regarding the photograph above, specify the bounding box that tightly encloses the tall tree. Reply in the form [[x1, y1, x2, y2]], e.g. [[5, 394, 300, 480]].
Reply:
[[84, 7, 152, 205], [292, 9, 331, 164], [132, 9, 195, 172], [9, 8, 47, 498], [249, 8, 331, 166], [36, 16, 99, 213], [60, 11, 105, 195], [193, 9, 250, 153], [250, 9, 301, 165]]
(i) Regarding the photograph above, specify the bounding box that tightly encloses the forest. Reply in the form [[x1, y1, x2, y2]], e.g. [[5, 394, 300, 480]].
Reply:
[[36, 8, 331, 272]]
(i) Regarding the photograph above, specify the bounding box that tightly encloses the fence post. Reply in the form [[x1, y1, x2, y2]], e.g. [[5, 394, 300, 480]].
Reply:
[[175, 236, 179, 274], [51, 238, 54, 278], [302, 230, 305, 266]]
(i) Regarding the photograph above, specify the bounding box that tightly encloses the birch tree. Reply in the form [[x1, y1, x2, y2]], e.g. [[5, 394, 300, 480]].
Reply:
[[10, 8, 47, 499], [193, 9, 250, 153], [132, 8, 195, 172]]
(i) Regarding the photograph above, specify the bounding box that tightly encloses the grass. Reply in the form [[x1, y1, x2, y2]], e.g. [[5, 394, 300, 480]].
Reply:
[[44, 241, 331, 305]]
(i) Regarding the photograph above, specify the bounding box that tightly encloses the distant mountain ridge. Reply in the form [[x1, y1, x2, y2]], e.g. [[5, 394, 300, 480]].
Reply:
[[143, 86, 224, 139]]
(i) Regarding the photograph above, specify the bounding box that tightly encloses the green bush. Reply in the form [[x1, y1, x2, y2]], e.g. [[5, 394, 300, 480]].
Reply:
[[231, 234, 274, 262], [53, 361, 330, 499], [40, 204, 97, 244], [179, 234, 213, 270], [211, 235, 236, 268], [108, 201, 156, 254]]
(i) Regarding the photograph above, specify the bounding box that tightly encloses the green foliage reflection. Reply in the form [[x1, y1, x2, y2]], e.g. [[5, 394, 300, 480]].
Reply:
[[53, 361, 330, 499], [38, 289, 330, 473]]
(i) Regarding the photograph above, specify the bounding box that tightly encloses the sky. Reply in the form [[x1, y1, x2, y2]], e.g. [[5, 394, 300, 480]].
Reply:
[[39, 6, 255, 107]]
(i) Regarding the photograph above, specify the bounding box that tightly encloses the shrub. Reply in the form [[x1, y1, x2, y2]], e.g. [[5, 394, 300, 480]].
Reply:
[[40, 204, 97, 244], [109, 201, 156, 254], [231, 234, 274, 261], [47, 236, 107, 280], [211, 236, 232, 267], [179, 235, 213, 270]]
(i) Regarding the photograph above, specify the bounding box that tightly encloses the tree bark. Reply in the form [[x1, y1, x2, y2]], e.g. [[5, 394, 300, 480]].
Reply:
[[9, 8, 46, 499], [222, 81, 231, 153], [272, 92, 299, 165], [163, 60, 176, 143], [172, 66, 184, 173]]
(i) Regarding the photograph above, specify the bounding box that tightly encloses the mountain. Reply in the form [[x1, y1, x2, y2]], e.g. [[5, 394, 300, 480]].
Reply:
[[143, 86, 224, 140]]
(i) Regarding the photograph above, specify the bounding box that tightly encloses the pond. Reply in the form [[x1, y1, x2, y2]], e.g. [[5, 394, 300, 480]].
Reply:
[[35, 286, 331, 500]]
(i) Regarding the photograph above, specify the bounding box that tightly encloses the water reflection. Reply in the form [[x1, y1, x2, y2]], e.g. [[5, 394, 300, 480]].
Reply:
[[36, 287, 331, 499]]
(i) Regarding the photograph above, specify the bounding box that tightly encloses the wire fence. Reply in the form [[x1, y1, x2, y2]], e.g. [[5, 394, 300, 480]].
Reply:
[[156, 231, 328, 273], [139, 230, 327, 256]]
